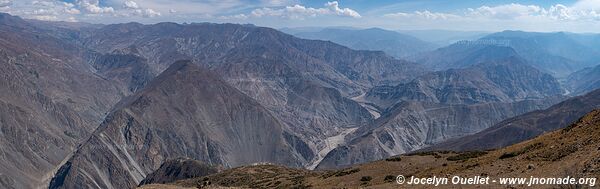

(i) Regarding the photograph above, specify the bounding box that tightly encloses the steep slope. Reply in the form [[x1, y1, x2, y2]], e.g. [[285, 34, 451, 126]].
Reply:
[[315, 97, 562, 170], [80, 23, 427, 95], [0, 13, 124, 189], [293, 28, 437, 58], [316, 57, 565, 169], [565, 65, 600, 95], [139, 110, 600, 189], [365, 56, 563, 109], [427, 88, 600, 151], [481, 30, 600, 77], [76, 22, 416, 166], [138, 157, 220, 186], [49, 61, 312, 189]]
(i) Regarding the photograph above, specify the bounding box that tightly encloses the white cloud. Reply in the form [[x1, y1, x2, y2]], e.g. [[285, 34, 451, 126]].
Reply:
[[385, 11, 459, 20], [77, 0, 114, 14], [325, 1, 361, 18], [226, 1, 360, 20], [384, 2, 600, 22], [120, 1, 161, 18], [123, 1, 138, 9], [0, 0, 11, 8]]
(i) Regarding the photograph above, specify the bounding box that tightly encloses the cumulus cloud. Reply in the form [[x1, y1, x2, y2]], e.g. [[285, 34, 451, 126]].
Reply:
[[77, 0, 114, 14], [121, 0, 161, 18], [123, 1, 139, 9], [223, 1, 360, 20]]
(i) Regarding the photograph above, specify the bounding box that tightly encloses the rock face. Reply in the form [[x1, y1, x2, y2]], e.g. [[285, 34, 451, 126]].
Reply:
[[0, 13, 124, 189], [315, 98, 562, 169], [138, 157, 220, 186], [316, 56, 565, 169], [365, 56, 564, 109], [565, 65, 600, 95], [426, 88, 600, 151], [291, 28, 438, 58], [49, 61, 312, 189]]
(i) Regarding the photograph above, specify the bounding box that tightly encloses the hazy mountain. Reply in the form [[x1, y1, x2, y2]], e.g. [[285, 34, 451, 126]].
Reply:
[[411, 43, 519, 71], [397, 29, 491, 46], [481, 30, 600, 77], [49, 61, 313, 189], [565, 65, 600, 95], [365, 56, 564, 109], [426, 88, 600, 152], [0, 13, 125, 189], [291, 28, 438, 58], [139, 109, 600, 188]]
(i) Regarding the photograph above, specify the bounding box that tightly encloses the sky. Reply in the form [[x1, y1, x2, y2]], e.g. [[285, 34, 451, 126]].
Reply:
[[1, 0, 600, 33]]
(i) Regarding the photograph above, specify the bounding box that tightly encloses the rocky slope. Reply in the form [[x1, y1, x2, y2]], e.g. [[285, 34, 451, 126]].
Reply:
[[365, 56, 563, 109], [426, 88, 600, 152], [315, 56, 565, 169], [292, 28, 437, 58], [49, 61, 313, 189], [138, 157, 220, 186], [0, 13, 124, 189], [565, 65, 600, 96], [138, 109, 600, 189]]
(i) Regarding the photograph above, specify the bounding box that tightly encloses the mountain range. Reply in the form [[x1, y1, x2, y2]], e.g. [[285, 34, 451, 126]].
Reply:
[[0, 12, 599, 189]]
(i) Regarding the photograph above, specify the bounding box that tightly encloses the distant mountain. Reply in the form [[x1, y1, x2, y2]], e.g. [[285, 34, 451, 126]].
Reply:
[[397, 29, 490, 46], [291, 28, 438, 58], [411, 43, 519, 71], [565, 65, 600, 95], [49, 61, 313, 189], [425, 88, 600, 152], [0, 13, 125, 189], [480, 30, 600, 77], [365, 56, 564, 109], [316, 57, 565, 169], [139, 109, 600, 188]]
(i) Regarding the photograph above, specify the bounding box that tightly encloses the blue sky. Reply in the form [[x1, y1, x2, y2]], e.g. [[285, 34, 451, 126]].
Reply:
[[1, 0, 600, 32]]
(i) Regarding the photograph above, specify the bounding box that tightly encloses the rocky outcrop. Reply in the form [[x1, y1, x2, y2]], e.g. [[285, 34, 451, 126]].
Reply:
[[138, 157, 220, 186]]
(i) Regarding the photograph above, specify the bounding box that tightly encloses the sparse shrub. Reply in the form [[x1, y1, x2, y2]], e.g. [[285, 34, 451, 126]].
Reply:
[[333, 168, 360, 177], [385, 157, 402, 162], [360, 176, 372, 182], [384, 175, 395, 182], [446, 151, 488, 161]]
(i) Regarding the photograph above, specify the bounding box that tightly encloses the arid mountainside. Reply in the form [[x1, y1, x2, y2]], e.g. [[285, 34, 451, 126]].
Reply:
[[316, 56, 565, 169], [49, 61, 314, 189], [138, 109, 600, 189], [291, 27, 438, 58], [426, 88, 600, 152], [365, 56, 563, 109], [0, 13, 125, 189], [566, 65, 600, 96]]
